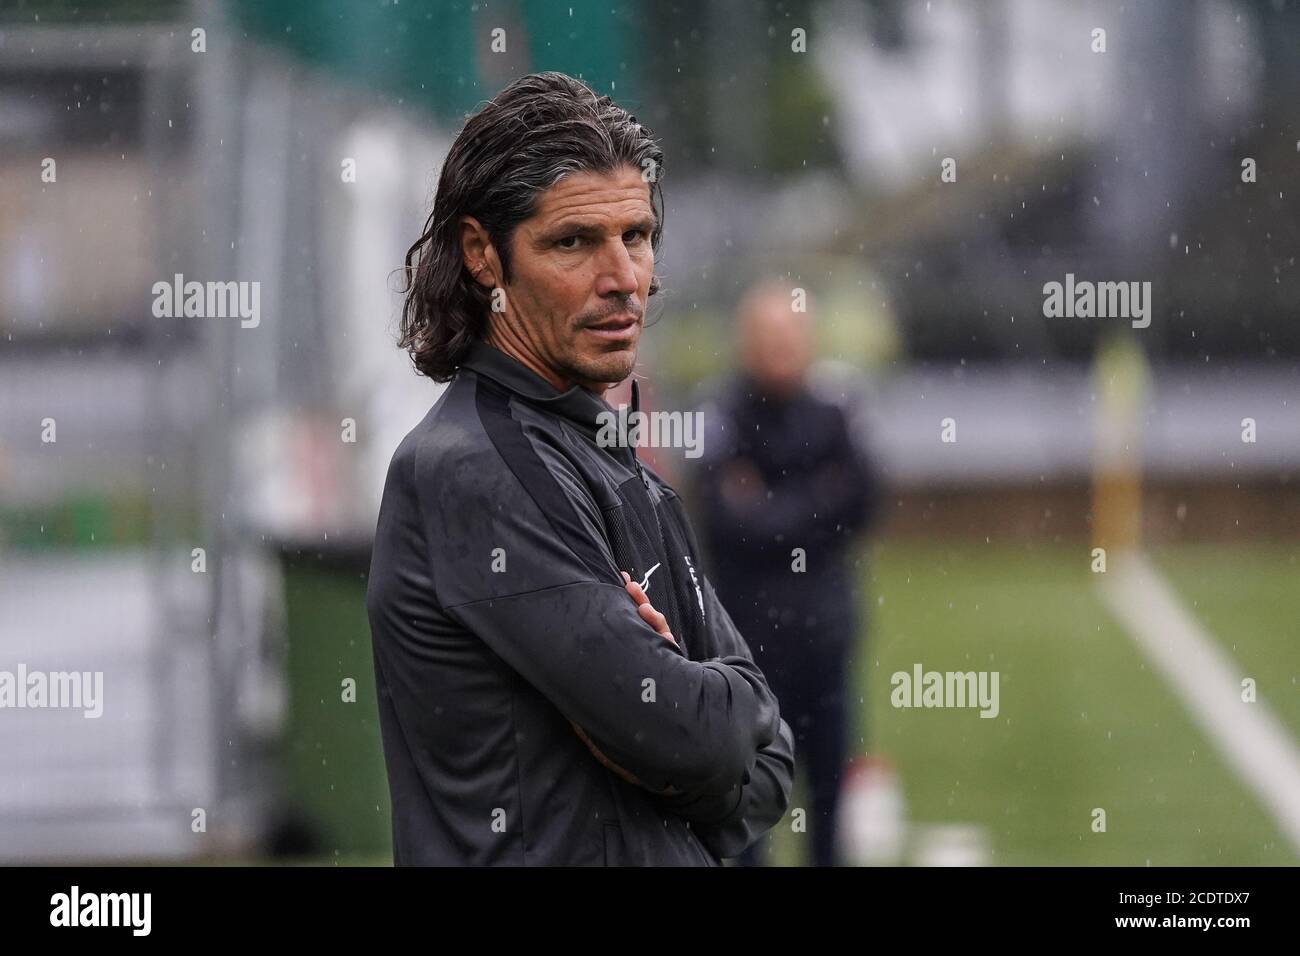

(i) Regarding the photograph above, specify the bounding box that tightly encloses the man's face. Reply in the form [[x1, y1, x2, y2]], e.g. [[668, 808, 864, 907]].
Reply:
[[474, 165, 656, 393]]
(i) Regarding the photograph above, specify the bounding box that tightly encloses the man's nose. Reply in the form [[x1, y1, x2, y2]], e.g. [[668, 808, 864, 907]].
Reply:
[[593, 238, 641, 299]]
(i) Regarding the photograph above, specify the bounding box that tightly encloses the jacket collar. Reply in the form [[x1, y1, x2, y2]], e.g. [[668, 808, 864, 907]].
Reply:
[[459, 339, 643, 439]]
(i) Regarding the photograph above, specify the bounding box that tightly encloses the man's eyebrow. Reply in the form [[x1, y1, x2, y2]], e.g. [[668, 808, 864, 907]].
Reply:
[[540, 215, 658, 241]]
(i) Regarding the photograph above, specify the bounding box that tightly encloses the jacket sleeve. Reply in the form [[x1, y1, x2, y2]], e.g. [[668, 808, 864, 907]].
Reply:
[[653, 575, 796, 858], [414, 430, 780, 798]]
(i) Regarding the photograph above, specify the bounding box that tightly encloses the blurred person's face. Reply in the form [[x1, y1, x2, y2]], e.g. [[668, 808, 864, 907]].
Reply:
[[741, 295, 813, 397], [460, 165, 655, 394]]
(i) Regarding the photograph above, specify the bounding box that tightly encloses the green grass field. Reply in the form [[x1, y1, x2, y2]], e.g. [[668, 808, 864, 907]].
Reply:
[[757, 540, 1300, 866], [281, 539, 1300, 866], [1152, 544, 1300, 741]]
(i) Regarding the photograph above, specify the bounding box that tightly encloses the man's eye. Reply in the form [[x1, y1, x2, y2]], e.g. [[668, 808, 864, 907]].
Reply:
[[623, 229, 648, 243], [557, 235, 582, 249]]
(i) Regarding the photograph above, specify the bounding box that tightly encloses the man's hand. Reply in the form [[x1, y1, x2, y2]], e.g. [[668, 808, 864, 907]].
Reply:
[[620, 570, 677, 646], [566, 569, 682, 796]]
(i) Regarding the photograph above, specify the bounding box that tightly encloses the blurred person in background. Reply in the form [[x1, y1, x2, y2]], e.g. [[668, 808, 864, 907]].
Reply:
[[694, 279, 880, 867]]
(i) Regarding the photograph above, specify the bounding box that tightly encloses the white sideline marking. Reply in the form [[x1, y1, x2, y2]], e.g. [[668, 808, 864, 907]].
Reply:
[[1098, 552, 1300, 853]]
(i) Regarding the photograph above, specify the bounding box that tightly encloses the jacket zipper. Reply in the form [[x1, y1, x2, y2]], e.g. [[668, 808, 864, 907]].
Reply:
[[628, 380, 690, 654], [630, 379, 652, 491]]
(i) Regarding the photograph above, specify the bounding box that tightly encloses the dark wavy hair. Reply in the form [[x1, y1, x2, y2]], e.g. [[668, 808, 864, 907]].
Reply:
[[397, 71, 666, 382]]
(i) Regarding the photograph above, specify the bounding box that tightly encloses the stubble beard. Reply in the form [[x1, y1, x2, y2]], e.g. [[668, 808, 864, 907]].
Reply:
[[565, 344, 637, 392]]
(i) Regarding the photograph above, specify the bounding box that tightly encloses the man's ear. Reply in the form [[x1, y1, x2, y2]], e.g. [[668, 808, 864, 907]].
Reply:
[[458, 215, 500, 288]]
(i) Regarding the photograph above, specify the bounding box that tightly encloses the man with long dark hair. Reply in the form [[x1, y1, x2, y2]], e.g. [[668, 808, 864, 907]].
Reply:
[[366, 72, 794, 866]]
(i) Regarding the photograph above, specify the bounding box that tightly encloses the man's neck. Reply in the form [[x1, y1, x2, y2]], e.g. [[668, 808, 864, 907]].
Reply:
[[481, 333, 607, 396], [482, 330, 566, 390]]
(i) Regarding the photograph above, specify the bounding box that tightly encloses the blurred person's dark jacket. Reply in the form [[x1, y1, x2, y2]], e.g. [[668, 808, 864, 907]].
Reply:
[[694, 372, 880, 658]]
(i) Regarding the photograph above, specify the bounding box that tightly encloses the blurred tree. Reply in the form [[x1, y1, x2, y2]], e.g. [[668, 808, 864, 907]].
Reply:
[[232, 0, 639, 124], [645, 0, 844, 175]]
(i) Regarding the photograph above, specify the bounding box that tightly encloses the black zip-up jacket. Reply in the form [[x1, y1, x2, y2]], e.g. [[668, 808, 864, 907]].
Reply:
[[365, 340, 795, 866]]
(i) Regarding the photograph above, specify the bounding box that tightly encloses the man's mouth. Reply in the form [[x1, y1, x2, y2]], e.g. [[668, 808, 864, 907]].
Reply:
[[585, 313, 640, 340]]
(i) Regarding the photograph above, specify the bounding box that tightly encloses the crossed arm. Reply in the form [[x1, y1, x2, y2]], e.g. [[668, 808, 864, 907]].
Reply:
[[568, 571, 684, 796], [571, 569, 796, 859]]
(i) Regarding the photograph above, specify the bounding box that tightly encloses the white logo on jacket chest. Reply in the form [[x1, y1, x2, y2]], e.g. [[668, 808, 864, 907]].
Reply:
[[638, 563, 661, 593]]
